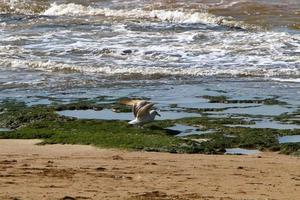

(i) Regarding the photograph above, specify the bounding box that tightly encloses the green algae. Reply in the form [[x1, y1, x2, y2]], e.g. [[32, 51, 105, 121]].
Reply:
[[0, 100, 198, 153], [183, 107, 227, 113], [173, 117, 299, 153], [280, 143, 300, 156], [202, 95, 287, 105], [177, 116, 253, 129], [202, 95, 228, 103], [0, 99, 299, 155], [0, 99, 27, 112], [275, 109, 300, 125], [0, 102, 66, 129]]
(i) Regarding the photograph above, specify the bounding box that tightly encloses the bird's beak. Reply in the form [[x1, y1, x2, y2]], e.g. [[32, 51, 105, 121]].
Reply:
[[157, 112, 161, 117]]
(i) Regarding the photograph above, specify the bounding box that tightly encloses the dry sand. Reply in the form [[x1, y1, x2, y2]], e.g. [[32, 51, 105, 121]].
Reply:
[[0, 139, 299, 200]]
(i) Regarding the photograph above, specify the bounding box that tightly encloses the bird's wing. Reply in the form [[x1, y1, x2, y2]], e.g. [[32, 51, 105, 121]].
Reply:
[[136, 102, 155, 119], [119, 99, 143, 106], [119, 99, 148, 117], [133, 101, 148, 117]]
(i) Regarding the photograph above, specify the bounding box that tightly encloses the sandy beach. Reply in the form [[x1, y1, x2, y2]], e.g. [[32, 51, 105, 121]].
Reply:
[[1, 1, 300, 199], [0, 140, 299, 200]]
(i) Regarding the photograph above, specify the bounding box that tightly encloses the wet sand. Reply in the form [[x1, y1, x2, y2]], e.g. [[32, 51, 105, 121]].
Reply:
[[0, 139, 299, 200]]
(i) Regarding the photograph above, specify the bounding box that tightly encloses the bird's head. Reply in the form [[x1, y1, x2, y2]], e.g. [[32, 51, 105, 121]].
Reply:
[[153, 110, 161, 117]]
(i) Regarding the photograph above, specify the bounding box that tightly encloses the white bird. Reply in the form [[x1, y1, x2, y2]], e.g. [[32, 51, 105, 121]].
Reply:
[[128, 100, 161, 125]]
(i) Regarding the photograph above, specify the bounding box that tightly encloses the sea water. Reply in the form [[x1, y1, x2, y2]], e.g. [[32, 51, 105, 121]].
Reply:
[[0, 0, 299, 123]]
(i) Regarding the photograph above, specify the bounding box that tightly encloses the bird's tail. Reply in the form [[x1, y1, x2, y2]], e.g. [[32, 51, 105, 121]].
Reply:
[[128, 119, 138, 125]]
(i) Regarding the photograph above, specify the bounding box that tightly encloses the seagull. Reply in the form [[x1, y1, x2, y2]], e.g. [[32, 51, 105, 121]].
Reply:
[[127, 100, 161, 125]]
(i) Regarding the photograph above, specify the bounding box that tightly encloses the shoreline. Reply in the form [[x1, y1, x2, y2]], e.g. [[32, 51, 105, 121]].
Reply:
[[1, 99, 299, 156], [0, 139, 299, 200]]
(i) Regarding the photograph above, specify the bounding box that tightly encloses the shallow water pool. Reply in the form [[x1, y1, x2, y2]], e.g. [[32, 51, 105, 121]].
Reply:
[[225, 148, 260, 155], [166, 123, 214, 136], [57, 109, 201, 121], [278, 135, 300, 144]]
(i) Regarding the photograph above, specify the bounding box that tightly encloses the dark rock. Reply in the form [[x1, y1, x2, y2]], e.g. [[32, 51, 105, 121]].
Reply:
[[112, 155, 124, 160], [121, 49, 132, 55], [61, 196, 76, 200], [95, 167, 106, 171]]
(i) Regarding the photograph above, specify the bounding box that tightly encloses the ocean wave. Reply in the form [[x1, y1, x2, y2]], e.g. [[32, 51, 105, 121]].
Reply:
[[42, 3, 256, 30], [1, 59, 299, 79], [42, 3, 221, 23], [271, 78, 300, 83]]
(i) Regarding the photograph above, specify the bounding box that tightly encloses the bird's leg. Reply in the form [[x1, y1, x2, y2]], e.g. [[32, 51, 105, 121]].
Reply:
[[138, 124, 144, 129]]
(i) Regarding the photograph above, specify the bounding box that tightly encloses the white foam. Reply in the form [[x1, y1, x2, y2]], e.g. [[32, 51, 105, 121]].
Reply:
[[271, 78, 300, 83], [1, 58, 300, 78], [148, 10, 222, 24], [212, 0, 248, 9], [1, 3, 299, 80], [42, 3, 249, 28], [43, 3, 100, 16]]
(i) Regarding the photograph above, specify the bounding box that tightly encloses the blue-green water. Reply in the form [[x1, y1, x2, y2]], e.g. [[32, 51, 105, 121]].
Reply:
[[0, 1, 299, 135]]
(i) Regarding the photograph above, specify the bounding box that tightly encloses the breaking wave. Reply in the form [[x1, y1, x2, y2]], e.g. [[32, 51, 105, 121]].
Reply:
[[1, 59, 300, 79], [41, 3, 255, 29], [271, 78, 300, 83], [1, 1, 299, 82]]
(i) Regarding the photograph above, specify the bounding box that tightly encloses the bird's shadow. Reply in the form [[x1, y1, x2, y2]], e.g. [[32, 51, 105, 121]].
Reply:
[[146, 125, 180, 136]]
